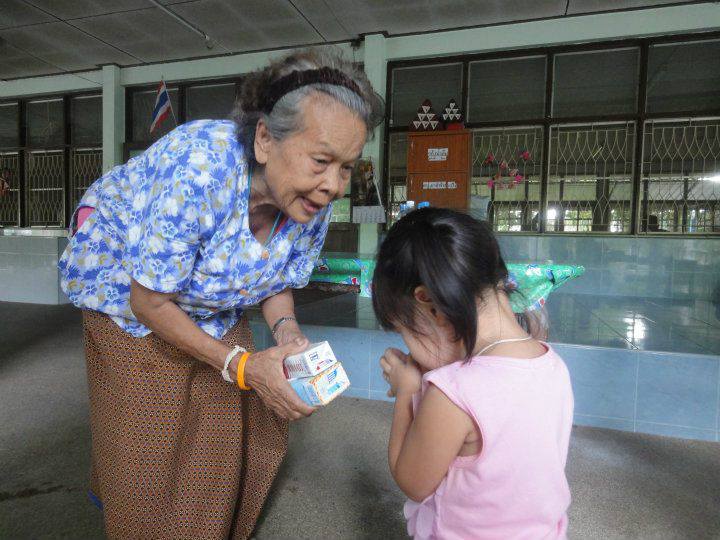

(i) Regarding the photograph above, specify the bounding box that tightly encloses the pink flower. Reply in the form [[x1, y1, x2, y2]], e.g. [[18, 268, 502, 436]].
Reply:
[[520, 150, 531, 161], [487, 179, 495, 188], [483, 153, 495, 166], [514, 174, 524, 183]]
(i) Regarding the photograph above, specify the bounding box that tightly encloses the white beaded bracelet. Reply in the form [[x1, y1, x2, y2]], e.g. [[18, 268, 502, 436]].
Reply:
[[222, 345, 245, 383]]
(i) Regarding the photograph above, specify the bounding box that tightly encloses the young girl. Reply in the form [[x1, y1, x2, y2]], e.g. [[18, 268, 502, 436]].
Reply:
[[373, 208, 573, 540]]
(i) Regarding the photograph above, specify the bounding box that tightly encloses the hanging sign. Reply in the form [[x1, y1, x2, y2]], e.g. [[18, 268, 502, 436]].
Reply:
[[422, 181, 458, 190], [427, 148, 449, 161]]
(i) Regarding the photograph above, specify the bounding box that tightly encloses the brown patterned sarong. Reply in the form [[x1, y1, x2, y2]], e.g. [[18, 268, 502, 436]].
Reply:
[[82, 310, 288, 540]]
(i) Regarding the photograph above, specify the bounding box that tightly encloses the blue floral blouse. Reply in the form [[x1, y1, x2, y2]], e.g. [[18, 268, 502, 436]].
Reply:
[[59, 120, 331, 338]]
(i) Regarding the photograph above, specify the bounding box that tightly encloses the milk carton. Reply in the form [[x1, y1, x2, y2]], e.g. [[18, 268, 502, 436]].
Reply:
[[283, 341, 337, 379], [290, 362, 350, 406]]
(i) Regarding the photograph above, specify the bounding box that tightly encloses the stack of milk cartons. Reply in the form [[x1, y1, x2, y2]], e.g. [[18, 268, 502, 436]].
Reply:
[[283, 341, 350, 406]]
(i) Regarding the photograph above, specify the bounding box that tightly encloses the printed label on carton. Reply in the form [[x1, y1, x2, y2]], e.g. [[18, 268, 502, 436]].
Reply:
[[283, 341, 337, 379], [290, 362, 350, 406]]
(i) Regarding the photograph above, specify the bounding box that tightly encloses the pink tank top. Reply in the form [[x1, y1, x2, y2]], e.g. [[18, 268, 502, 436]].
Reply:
[[404, 344, 574, 540]]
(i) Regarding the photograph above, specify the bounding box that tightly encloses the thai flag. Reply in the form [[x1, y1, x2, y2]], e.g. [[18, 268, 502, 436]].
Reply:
[[149, 80, 173, 133]]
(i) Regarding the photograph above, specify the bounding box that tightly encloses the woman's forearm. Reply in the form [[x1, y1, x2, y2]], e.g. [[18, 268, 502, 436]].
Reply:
[[262, 288, 302, 345], [130, 280, 231, 371]]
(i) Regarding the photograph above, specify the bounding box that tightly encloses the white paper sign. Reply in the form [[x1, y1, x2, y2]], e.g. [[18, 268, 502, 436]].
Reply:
[[427, 148, 449, 161], [423, 181, 446, 189], [422, 181, 458, 190], [352, 206, 386, 224]]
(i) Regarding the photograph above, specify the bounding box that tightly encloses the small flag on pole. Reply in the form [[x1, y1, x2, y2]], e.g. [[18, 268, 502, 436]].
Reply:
[[149, 79, 174, 133]]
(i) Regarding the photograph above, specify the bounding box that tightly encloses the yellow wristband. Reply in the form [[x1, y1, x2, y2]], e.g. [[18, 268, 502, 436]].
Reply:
[[236, 352, 252, 390]]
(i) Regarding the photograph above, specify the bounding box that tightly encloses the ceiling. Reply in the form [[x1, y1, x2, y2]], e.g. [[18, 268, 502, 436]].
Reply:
[[0, 0, 709, 80]]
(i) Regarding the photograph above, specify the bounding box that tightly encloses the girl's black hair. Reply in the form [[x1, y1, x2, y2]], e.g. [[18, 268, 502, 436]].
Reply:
[[372, 207, 509, 360]]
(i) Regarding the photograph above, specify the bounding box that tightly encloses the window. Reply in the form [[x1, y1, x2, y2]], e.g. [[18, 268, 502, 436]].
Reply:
[[70, 95, 103, 213], [71, 95, 102, 146], [0, 103, 19, 148], [553, 48, 639, 117], [548, 123, 635, 232], [0, 102, 20, 225], [468, 56, 546, 122], [132, 87, 180, 142], [647, 39, 720, 113], [27, 99, 64, 147], [562, 207, 593, 232], [473, 126, 543, 232], [391, 63, 463, 128], [0, 152, 20, 226], [492, 204, 525, 232], [186, 83, 237, 122], [642, 119, 720, 233]]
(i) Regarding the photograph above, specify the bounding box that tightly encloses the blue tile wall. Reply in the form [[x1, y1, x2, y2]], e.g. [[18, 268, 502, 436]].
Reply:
[[636, 352, 719, 430], [554, 344, 638, 421], [302, 324, 720, 443], [497, 235, 537, 262], [0, 237, 69, 304]]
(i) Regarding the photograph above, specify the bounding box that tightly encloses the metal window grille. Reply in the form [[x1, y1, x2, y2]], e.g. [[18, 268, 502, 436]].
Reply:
[[472, 127, 543, 232], [642, 119, 720, 233], [70, 148, 102, 212], [547, 122, 635, 232], [0, 152, 20, 226], [25, 150, 65, 227]]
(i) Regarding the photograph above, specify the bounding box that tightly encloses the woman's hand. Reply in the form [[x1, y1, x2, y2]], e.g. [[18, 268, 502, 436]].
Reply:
[[380, 347, 422, 398], [273, 320, 309, 349], [243, 339, 317, 420]]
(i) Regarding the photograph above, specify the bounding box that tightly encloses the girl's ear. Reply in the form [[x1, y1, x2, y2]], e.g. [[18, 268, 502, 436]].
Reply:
[[413, 286, 432, 305], [414, 286, 443, 323]]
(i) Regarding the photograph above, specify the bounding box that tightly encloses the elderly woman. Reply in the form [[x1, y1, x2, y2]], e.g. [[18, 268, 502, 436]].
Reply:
[[59, 48, 383, 540]]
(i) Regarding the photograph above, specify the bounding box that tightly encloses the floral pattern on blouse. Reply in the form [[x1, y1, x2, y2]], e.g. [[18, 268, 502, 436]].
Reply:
[[59, 119, 331, 338]]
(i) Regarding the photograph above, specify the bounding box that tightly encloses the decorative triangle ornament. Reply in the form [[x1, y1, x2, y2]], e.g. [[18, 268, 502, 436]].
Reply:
[[442, 98, 464, 130], [410, 99, 444, 131]]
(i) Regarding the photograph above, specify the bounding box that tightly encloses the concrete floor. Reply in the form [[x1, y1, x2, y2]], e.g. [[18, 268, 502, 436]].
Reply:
[[1, 302, 720, 540]]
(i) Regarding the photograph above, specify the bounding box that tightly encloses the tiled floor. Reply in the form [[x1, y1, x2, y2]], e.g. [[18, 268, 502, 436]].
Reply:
[[272, 289, 720, 355]]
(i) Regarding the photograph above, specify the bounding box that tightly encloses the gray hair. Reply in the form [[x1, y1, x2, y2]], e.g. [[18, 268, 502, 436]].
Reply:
[[229, 47, 384, 163]]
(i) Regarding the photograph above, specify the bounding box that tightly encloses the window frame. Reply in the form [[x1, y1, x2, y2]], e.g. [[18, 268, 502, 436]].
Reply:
[[383, 31, 720, 236]]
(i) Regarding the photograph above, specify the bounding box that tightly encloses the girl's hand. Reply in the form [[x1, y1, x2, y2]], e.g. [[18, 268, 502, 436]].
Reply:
[[242, 340, 317, 420], [380, 347, 422, 398]]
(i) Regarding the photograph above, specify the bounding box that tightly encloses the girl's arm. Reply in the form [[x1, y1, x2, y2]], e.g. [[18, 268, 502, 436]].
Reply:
[[390, 385, 475, 502], [381, 349, 475, 502]]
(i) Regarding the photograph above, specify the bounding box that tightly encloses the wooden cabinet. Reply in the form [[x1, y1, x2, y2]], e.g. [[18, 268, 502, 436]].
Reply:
[[406, 130, 471, 210]]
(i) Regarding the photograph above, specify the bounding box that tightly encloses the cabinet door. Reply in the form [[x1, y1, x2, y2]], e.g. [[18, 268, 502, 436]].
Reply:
[[407, 131, 470, 173], [407, 172, 469, 209]]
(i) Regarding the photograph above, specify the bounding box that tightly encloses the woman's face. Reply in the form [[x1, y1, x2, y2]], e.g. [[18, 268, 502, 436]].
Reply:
[[254, 93, 367, 224]]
